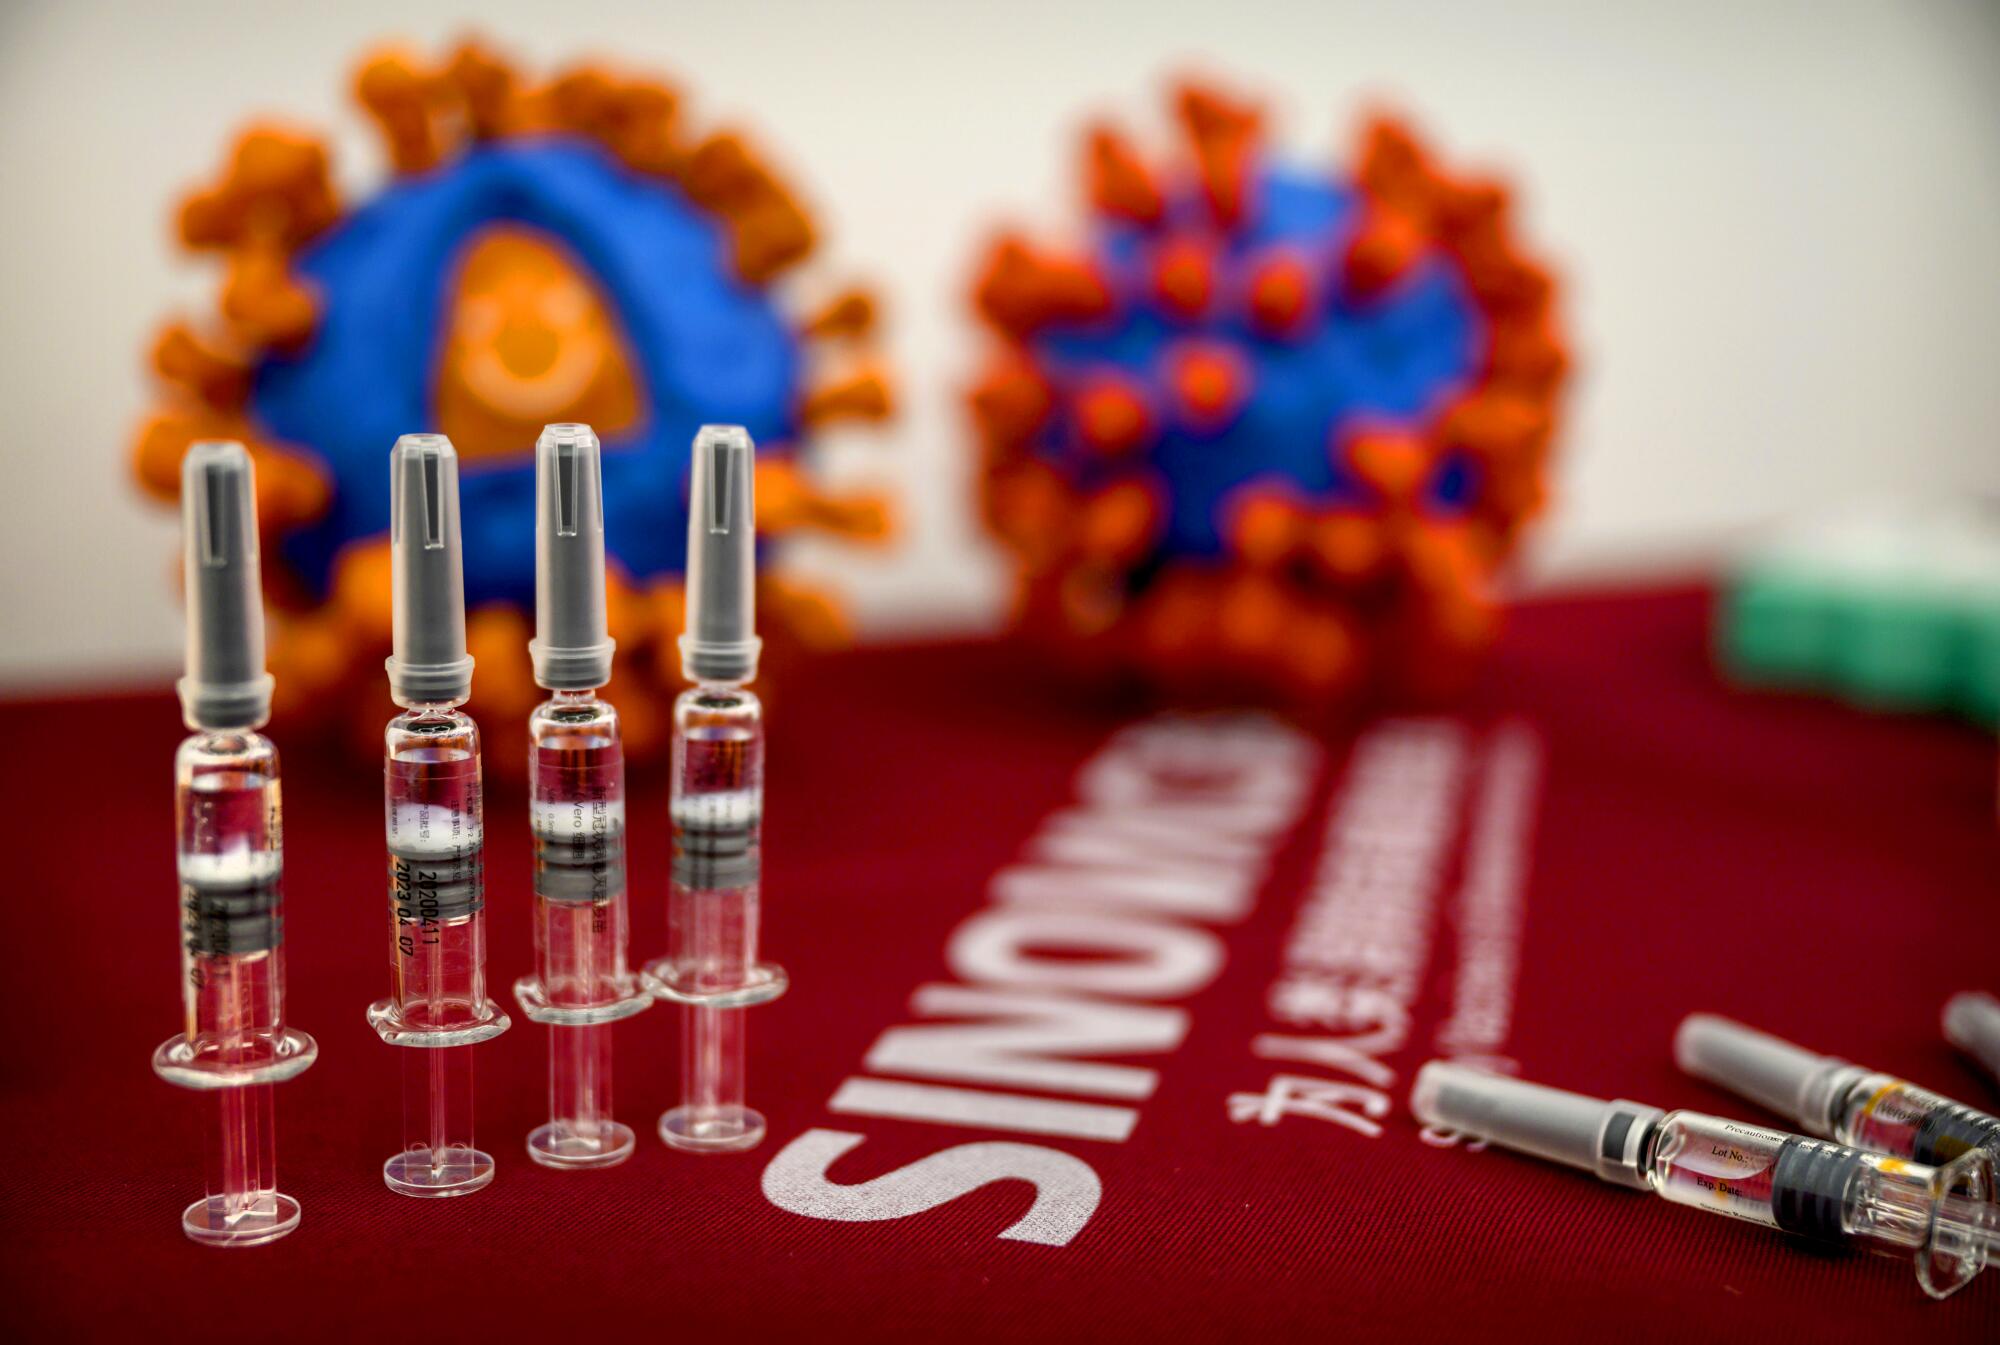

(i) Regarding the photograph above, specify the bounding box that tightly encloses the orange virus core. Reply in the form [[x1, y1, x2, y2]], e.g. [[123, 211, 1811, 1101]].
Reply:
[[436, 227, 645, 461]]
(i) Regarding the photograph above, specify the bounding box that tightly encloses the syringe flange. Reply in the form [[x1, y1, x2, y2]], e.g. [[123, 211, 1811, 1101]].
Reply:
[[1921, 1148, 1998, 1299], [512, 975, 655, 1026], [365, 998, 512, 1048], [640, 959, 788, 1009], [152, 1028, 318, 1091]]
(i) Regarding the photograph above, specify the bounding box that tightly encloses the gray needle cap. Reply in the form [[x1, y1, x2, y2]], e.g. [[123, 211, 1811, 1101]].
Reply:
[[178, 441, 274, 730], [385, 434, 474, 704], [530, 423, 615, 690], [1675, 1013, 1849, 1133], [1944, 993, 2000, 1084], [1411, 1061, 1663, 1191], [680, 425, 761, 682]]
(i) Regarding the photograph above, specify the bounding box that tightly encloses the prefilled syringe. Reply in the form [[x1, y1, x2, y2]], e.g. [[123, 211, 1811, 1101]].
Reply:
[[154, 441, 317, 1246], [1413, 1061, 2000, 1299], [513, 424, 651, 1169], [644, 426, 787, 1152], [1945, 993, 2000, 1088], [1677, 1014, 2000, 1166], [367, 434, 511, 1197]]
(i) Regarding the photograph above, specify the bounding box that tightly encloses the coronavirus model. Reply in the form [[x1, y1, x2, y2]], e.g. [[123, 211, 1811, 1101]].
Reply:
[[133, 39, 892, 760], [968, 83, 1568, 705]]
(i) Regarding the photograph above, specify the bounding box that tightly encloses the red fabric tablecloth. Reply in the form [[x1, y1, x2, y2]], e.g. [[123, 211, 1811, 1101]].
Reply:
[[4, 585, 1996, 1341]]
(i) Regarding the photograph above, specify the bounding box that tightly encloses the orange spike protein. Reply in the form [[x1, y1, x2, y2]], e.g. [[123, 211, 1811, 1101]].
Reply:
[[1073, 373, 1154, 457], [967, 80, 1571, 706], [133, 37, 894, 762]]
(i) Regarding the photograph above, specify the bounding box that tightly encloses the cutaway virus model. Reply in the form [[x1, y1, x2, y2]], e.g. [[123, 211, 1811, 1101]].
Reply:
[[134, 38, 893, 760], [968, 83, 1569, 705]]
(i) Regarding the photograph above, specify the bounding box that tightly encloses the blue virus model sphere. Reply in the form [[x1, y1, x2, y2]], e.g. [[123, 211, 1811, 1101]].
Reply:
[[135, 40, 893, 757], [969, 83, 1568, 705]]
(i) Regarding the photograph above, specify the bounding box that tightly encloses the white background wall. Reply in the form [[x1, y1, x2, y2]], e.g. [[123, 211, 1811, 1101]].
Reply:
[[2, 0, 1996, 688]]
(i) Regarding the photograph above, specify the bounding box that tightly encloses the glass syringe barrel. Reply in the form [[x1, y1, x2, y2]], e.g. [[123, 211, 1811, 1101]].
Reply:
[[385, 717, 488, 1027], [1677, 1014, 2000, 1167], [514, 691, 650, 1168], [155, 439, 314, 1248], [161, 731, 316, 1245], [372, 707, 508, 1195], [653, 684, 781, 1150], [1414, 1061, 2000, 1299]]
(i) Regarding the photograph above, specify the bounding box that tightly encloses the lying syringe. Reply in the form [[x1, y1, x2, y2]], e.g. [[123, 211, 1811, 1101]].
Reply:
[[1677, 1013, 2000, 1167], [1413, 1061, 2000, 1298], [644, 426, 787, 1152]]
